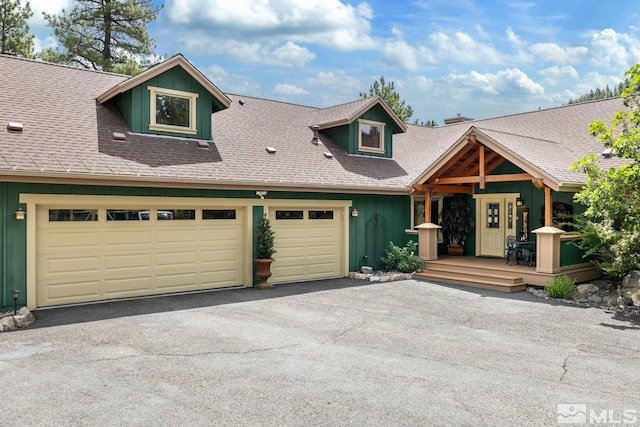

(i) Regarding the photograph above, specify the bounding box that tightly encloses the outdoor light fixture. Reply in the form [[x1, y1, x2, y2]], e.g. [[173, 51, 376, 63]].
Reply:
[[15, 207, 25, 220], [351, 208, 358, 217], [256, 191, 268, 199], [12, 289, 20, 315], [516, 198, 523, 207]]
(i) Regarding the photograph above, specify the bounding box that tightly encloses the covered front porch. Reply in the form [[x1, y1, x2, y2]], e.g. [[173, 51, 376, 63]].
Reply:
[[414, 256, 600, 293], [411, 127, 600, 292]]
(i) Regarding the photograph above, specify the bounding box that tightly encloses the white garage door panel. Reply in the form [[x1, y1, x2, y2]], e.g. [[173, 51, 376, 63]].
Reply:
[[270, 209, 344, 283], [105, 277, 152, 294], [46, 256, 101, 274], [105, 253, 152, 271], [46, 281, 100, 302], [36, 205, 246, 307], [40, 230, 102, 251]]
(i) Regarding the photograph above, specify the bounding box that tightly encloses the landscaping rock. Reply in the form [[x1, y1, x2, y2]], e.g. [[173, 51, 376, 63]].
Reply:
[[361, 266, 373, 274], [14, 307, 36, 328], [587, 295, 603, 305], [0, 307, 36, 332], [622, 270, 640, 290], [1, 315, 17, 332], [576, 283, 599, 295]]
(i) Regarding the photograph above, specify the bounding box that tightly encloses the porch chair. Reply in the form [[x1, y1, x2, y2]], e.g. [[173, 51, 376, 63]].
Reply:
[[505, 235, 517, 265]]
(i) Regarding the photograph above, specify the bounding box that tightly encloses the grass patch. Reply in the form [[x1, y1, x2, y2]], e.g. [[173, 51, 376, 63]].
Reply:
[[546, 275, 576, 299]]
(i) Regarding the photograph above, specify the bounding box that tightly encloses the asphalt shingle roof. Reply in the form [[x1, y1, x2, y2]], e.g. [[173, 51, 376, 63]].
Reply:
[[0, 54, 628, 193]]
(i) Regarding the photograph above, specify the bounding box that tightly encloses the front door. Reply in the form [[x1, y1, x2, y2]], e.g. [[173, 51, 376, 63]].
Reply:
[[479, 198, 505, 257]]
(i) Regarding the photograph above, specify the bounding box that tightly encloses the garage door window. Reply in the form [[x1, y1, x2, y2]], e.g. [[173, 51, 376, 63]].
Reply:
[[107, 209, 150, 221], [159, 209, 195, 220], [309, 210, 334, 220], [202, 209, 236, 220], [49, 209, 98, 222], [275, 210, 303, 220]]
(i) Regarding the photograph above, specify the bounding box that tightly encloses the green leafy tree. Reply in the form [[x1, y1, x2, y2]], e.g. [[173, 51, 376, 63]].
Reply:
[[360, 76, 415, 123], [42, 0, 162, 74], [572, 64, 640, 279], [0, 0, 34, 56]]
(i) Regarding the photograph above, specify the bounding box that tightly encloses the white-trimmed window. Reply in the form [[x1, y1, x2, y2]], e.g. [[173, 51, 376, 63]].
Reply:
[[148, 86, 198, 135], [411, 196, 443, 242], [358, 119, 385, 153]]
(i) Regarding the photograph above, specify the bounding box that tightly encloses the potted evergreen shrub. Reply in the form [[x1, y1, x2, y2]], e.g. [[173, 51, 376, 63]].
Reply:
[[254, 214, 276, 289], [440, 194, 474, 255]]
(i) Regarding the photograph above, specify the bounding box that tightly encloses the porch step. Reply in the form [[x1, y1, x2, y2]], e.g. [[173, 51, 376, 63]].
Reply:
[[415, 261, 527, 293]]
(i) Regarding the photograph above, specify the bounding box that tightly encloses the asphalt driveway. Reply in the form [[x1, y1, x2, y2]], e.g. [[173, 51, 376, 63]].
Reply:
[[1, 279, 639, 426]]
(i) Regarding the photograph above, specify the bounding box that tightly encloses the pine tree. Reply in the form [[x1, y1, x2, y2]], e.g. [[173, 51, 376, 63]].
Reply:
[[0, 0, 34, 57], [360, 76, 414, 122], [42, 0, 162, 74]]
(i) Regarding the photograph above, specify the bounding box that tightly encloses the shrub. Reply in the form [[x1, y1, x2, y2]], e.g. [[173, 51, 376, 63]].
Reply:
[[546, 275, 576, 299], [381, 241, 424, 273]]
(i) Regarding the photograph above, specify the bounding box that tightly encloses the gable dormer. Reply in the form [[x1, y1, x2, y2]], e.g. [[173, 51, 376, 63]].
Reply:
[[97, 54, 230, 140], [311, 96, 407, 158]]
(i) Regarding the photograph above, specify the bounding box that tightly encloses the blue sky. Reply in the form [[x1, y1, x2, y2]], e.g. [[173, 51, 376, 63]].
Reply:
[[27, 0, 640, 125]]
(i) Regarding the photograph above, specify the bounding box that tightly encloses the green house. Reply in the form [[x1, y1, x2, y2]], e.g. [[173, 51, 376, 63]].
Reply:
[[0, 53, 624, 310]]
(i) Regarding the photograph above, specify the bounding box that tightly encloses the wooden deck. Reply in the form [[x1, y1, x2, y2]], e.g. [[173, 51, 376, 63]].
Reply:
[[414, 256, 600, 293]]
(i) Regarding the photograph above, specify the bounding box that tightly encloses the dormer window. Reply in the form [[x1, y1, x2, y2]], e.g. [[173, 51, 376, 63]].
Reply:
[[358, 119, 385, 153], [148, 86, 198, 135]]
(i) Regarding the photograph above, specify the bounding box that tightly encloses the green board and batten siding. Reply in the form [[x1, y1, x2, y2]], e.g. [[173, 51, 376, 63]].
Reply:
[[323, 104, 400, 159], [115, 65, 226, 140], [0, 182, 411, 310]]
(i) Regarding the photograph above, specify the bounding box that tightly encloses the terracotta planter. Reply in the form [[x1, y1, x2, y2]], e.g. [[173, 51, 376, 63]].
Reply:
[[447, 246, 464, 256], [254, 258, 275, 290]]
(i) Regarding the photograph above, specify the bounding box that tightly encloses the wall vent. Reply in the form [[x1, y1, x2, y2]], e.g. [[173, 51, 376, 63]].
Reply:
[[7, 122, 23, 132], [112, 132, 127, 141]]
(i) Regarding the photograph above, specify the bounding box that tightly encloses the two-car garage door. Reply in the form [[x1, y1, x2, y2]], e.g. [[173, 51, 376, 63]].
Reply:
[[36, 205, 245, 307], [27, 196, 349, 308]]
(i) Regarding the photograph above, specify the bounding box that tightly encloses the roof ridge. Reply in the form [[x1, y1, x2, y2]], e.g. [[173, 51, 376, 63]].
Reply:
[[475, 126, 561, 145], [317, 96, 373, 112], [224, 92, 319, 110], [462, 97, 621, 125], [0, 53, 130, 77]]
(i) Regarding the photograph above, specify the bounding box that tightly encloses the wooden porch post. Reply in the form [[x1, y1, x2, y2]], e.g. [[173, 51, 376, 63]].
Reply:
[[416, 186, 439, 261], [424, 187, 432, 223], [544, 186, 553, 226], [534, 185, 563, 274]]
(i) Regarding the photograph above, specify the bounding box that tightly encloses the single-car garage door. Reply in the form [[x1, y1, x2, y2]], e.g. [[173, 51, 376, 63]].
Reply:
[[269, 208, 344, 283], [36, 205, 245, 307]]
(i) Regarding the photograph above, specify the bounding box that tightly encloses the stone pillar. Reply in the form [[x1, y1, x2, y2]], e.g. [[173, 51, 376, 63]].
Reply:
[[532, 226, 565, 273], [416, 222, 441, 261]]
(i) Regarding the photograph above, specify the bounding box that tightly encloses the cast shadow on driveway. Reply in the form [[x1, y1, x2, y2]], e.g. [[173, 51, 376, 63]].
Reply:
[[29, 278, 377, 329]]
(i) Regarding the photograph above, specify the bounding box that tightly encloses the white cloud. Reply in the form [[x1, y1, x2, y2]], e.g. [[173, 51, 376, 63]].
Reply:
[[273, 83, 310, 96], [26, 0, 71, 31], [422, 31, 504, 64], [179, 37, 316, 67], [539, 65, 579, 80], [506, 27, 525, 50], [589, 28, 640, 69], [445, 68, 544, 95], [165, 0, 376, 52], [381, 40, 418, 71], [529, 42, 589, 64], [307, 70, 363, 106], [33, 35, 58, 53]]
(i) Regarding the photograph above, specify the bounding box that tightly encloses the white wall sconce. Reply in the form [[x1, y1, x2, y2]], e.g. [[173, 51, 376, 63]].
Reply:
[[351, 208, 358, 217], [15, 207, 25, 220], [256, 191, 268, 199]]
